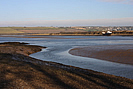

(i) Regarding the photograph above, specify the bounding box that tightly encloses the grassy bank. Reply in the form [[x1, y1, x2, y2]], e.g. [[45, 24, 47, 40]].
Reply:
[[0, 42, 133, 89]]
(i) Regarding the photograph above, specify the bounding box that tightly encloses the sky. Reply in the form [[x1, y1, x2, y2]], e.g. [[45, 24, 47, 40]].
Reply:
[[0, 0, 133, 27]]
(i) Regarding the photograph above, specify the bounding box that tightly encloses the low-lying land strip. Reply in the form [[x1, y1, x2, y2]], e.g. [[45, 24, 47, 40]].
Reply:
[[0, 42, 133, 89], [0, 27, 86, 35], [0, 27, 133, 36]]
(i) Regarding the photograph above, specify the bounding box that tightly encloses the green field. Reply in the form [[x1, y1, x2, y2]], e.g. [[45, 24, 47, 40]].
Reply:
[[1, 27, 64, 30], [0, 27, 24, 34], [0, 27, 63, 34], [0, 27, 85, 35]]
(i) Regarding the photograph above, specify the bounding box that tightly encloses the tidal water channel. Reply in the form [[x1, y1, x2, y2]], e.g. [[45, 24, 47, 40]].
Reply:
[[0, 36, 133, 79]]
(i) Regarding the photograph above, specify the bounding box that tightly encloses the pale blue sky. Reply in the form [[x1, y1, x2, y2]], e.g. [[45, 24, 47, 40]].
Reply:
[[0, 0, 133, 26]]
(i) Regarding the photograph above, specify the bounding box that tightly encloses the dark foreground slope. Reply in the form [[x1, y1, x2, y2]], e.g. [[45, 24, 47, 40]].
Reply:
[[0, 42, 133, 89]]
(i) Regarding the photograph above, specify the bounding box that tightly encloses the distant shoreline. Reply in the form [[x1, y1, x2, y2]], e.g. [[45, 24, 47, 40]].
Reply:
[[0, 26, 133, 36], [0, 32, 133, 36]]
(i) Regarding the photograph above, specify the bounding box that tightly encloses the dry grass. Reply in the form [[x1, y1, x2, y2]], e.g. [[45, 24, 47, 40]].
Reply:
[[0, 42, 133, 89]]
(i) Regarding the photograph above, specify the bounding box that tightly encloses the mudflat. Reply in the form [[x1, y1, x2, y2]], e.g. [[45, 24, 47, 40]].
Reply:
[[0, 42, 133, 89], [69, 45, 133, 65]]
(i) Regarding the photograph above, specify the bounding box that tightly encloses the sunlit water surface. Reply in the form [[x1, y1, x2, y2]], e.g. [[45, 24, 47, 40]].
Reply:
[[0, 36, 133, 79]]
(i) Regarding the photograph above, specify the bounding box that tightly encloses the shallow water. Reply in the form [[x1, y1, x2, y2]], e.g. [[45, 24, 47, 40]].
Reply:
[[0, 35, 133, 79]]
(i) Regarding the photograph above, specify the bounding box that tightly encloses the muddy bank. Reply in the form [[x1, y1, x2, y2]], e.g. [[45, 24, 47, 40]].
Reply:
[[69, 45, 133, 65], [0, 42, 133, 89], [0, 42, 46, 56]]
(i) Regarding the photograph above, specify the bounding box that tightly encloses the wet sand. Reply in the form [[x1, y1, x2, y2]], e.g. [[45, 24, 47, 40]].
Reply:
[[69, 45, 133, 65]]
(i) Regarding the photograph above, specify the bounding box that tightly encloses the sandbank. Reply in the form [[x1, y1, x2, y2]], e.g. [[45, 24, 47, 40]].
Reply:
[[69, 45, 133, 65]]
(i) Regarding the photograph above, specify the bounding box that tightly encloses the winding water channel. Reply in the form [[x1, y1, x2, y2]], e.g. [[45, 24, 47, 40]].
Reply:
[[0, 36, 133, 79]]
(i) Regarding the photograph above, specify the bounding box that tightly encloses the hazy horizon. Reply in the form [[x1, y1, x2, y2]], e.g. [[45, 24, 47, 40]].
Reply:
[[0, 0, 133, 27]]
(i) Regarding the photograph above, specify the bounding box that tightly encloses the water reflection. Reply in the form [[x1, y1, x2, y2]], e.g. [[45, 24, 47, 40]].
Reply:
[[0, 36, 133, 79]]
